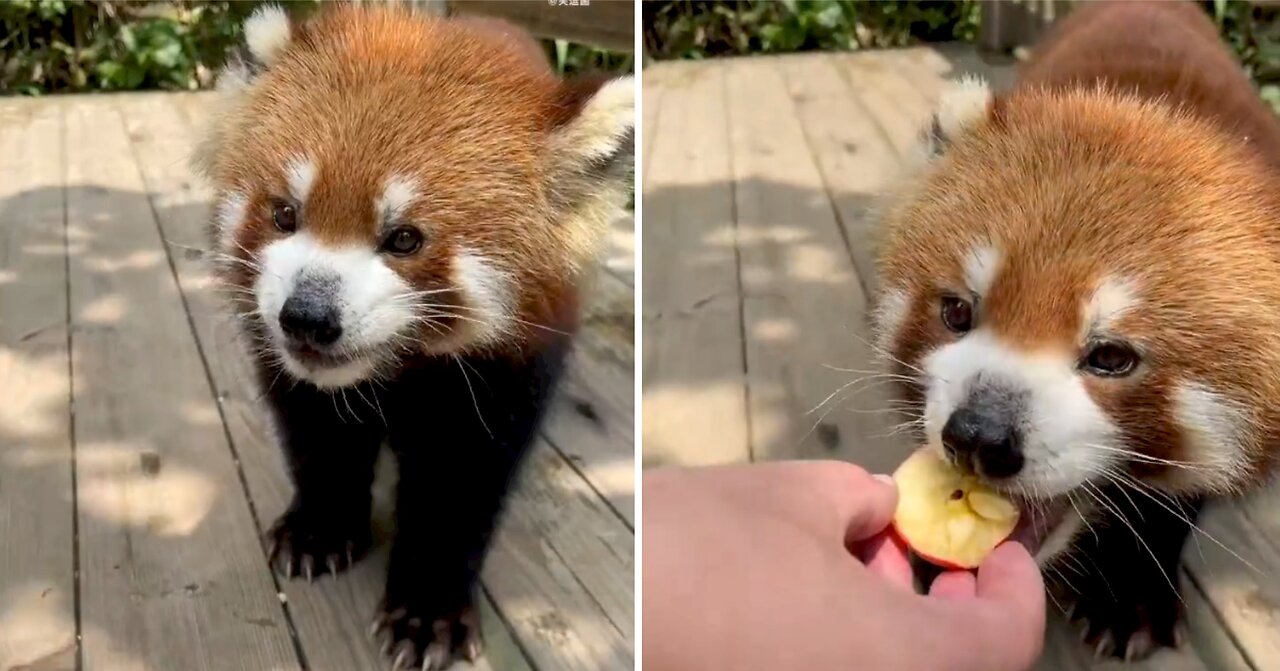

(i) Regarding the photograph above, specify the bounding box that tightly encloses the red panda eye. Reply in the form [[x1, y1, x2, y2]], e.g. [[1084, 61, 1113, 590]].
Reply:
[[940, 296, 974, 334], [382, 226, 424, 256], [271, 199, 297, 233], [1083, 341, 1139, 377]]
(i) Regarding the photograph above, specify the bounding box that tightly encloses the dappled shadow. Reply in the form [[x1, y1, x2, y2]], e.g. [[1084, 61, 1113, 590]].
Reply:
[[0, 178, 302, 668]]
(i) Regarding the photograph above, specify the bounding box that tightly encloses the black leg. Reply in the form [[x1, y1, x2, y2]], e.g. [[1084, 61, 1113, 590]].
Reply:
[[1055, 486, 1203, 662], [259, 362, 387, 581], [373, 345, 569, 670]]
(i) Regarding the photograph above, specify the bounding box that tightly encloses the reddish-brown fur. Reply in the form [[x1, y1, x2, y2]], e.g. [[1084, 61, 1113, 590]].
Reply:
[[205, 4, 606, 353], [877, 0, 1280, 489]]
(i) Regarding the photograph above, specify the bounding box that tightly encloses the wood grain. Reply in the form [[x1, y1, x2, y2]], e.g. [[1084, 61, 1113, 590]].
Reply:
[[641, 60, 750, 468], [65, 94, 297, 671], [0, 97, 79, 671]]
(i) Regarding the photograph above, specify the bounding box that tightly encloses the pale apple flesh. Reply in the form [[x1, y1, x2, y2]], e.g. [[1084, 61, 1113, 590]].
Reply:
[[891, 447, 1021, 569]]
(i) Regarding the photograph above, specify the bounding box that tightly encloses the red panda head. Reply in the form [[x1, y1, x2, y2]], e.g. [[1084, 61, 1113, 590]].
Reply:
[[874, 78, 1280, 555], [192, 4, 633, 388]]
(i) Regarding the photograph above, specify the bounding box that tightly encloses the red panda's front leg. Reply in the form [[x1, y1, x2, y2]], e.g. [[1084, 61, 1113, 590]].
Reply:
[[256, 356, 386, 580], [373, 343, 571, 670]]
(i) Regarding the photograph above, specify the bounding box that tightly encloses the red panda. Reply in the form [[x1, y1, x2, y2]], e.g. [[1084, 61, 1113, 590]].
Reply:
[[191, 4, 633, 669], [872, 0, 1280, 661]]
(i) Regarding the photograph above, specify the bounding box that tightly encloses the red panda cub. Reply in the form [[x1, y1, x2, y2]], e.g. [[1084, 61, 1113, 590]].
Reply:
[[874, 0, 1280, 661], [192, 4, 632, 668]]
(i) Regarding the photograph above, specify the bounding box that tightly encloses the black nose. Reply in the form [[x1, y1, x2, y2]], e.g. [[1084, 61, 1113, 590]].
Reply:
[[941, 405, 1024, 479], [279, 296, 342, 347]]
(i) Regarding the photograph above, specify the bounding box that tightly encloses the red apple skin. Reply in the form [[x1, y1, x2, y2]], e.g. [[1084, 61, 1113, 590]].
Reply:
[[890, 523, 972, 571]]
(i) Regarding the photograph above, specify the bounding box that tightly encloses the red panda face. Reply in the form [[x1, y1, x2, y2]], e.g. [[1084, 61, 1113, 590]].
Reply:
[[875, 81, 1280, 556], [193, 5, 633, 388]]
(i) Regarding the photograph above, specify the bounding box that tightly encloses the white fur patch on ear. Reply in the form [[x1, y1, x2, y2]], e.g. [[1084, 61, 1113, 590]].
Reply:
[[376, 174, 420, 223], [285, 157, 317, 203], [215, 191, 248, 252], [1167, 382, 1254, 494], [454, 249, 515, 346], [244, 5, 292, 66], [936, 75, 992, 140], [552, 75, 635, 166], [963, 244, 1000, 296]]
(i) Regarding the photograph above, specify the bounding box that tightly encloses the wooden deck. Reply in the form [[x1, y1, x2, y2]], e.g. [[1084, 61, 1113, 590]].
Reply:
[[641, 45, 1280, 671], [0, 92, 634, 671]]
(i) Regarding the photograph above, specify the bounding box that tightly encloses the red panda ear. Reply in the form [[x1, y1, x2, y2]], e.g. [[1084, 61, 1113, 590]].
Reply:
[[924, 75, 994, 156], [545, 73, 635, 212]]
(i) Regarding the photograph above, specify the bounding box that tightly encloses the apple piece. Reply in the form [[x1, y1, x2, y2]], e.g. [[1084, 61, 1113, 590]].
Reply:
[[891, 447, 1020, 569]]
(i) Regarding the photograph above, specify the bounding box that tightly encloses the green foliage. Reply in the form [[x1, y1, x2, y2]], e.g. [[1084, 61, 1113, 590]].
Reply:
[[642, 1, 980, 59], [548, 38, 634, 76], [1, 1, 629, 95], [0, 0, 293, 94], [1208, 0, 1280, 112]]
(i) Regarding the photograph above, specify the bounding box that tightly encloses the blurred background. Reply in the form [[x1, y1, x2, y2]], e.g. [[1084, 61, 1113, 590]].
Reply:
[[640, 2, 1280, 671]]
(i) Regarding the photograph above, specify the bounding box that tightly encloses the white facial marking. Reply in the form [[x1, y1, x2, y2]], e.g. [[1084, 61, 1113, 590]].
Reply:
[[255, 233, 415, 388], [285, 157, 317, 204], [376, 175, 419, 223], [1085, 276, 1138, 334], [453, 249, 514, 346], [244, 5, 292, 65], [214, 191, 248, 252], [872, 288, 910, 357], [963, 245, 1001, 297], [1036, 513, 1086, 566], [922, 329, 1116, 495], [936, 75, 992, 141], [1168, 382, 1252, 494]]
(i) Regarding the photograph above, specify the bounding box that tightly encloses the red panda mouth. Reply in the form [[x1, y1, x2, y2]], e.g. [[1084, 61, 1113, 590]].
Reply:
[[285, 342, 361, 370], [1009, 497, 1073, 557]]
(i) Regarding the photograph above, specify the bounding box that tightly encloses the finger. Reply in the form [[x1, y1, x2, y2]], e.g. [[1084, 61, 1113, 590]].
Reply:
[[842, 473, 898, 544], [928, 571, 976, 600], [975, 542, 1045, 611], [970, 542, 1047, 669], [859, 531, 915, 592]]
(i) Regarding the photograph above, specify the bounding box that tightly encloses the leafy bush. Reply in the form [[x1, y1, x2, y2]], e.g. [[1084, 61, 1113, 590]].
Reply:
[[642, 1, 979, 59], [0, 0, 629, 95], [1210, 0, 1280, 111]]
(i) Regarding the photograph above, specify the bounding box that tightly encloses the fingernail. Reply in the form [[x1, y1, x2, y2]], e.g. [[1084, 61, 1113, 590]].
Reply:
[[873, 474, 894, 485]]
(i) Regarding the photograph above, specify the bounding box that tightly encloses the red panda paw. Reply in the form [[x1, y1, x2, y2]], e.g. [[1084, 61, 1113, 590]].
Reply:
[[1067, 586, 1186, 662], [265, 507, 370, 582], [370, 600, 482, 671]]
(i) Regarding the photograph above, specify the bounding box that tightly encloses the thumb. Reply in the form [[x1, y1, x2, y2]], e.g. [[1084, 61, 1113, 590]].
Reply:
[[971, 542, 1046, 669], [843, 473, 898, 545]]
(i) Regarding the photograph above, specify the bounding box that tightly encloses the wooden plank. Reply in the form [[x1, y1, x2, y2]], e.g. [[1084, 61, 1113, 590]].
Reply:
[[144, 92, 530, 671], [640, 60, 750, 468], [484, 440, 633, 671], [640, 64, 664, 188], [542, 268, 635, 525], [1186, 492, 1280, 668], [723, 57, 902, 470], [0, 98, 79, 671], [834, 50, 936, 161], [64, 94, 297, 670], [1033, 574, 1242, 671], [776, 53, 903, 298]]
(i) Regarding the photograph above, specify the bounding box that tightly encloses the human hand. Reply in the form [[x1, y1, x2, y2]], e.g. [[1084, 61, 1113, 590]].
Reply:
[[642, 460, 1045, 671]]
